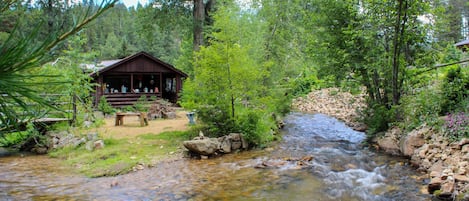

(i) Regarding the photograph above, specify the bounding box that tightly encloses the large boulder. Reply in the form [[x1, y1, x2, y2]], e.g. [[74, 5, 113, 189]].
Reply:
[[375, 127, 401, 155], [183, 133, 248, 156], [400, 125, 428, 156], [183, 138, 220, 156]]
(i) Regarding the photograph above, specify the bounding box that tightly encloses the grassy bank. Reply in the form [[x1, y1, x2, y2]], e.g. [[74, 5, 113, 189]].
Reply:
[[49, 130, 191, 178]]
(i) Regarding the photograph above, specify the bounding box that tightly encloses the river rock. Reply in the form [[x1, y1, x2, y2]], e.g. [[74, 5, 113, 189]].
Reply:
[[376, 127, 401, 155], [94, 140, 105, 149], [183, 133, 248, 156], [400, 125, 427, 156], [183, 138, 219, 156], [218, 136, 232, 153]]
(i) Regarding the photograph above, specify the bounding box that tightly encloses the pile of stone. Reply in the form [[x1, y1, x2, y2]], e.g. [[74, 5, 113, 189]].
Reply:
[[292, 88, 367, 131], [24, 131, 105, 154], [374, 125, 469, 199], [412, 137, 469, 199], [148, 99, 176, 119], [183, 132, 248, 158]]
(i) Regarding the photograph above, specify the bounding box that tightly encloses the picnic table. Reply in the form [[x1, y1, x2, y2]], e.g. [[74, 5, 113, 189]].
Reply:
[[115, 112, 148, 127]]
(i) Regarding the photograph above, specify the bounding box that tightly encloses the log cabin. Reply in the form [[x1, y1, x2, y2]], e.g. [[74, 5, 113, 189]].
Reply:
[[88, 51, 187, 107]]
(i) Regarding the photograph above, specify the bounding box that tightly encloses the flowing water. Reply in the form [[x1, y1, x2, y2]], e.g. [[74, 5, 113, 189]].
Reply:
[[0, 113, 431, 200]]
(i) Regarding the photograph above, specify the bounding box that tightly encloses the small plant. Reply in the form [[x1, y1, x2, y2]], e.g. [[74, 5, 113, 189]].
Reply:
[[133, 95, 150, 112], [443, 112, 468, 141], [98, 96, 114, 115]]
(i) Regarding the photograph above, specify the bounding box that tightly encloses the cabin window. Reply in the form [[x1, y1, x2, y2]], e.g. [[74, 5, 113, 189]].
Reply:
[[165, 77, 176, 93], [103, 75, 130, 93], [132, 74, 160, 93]]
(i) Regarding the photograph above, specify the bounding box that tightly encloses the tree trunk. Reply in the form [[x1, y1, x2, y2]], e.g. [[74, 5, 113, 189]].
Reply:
[[392, 0, 405, 106], [193, 0, 205, 51]]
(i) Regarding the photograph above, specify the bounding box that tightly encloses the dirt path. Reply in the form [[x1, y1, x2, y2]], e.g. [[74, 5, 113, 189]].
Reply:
[[96, 110, 190, 139]]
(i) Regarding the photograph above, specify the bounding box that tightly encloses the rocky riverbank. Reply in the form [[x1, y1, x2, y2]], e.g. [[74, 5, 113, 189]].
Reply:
[[375, 125, 469, 200], [292, 88, 367, 131], [293, 88, 469, 200]]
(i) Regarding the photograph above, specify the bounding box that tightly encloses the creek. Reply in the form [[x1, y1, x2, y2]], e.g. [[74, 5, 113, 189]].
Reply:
[[0, 113, 431, 200]]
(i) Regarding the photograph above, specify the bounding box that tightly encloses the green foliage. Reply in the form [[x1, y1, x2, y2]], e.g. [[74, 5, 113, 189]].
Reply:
[[289, 74, 322, 97], [195, 105, 236, 138], [440, 67, 469, 115], [400, 87, 443, 131], [362, 103, 395, 136], [133, 95, 150, 112], [0, 0, 117, 135], [0, 122, 45, 148], [179, 3, 287, 147], [0, 131, 29, 147], [98, 96, 114, 115], [236, 109, 275, 147]]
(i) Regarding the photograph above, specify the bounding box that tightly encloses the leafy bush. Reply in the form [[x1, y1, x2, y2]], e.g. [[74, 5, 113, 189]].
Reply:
[[98, 96, 114, 115], [443, 112, 468, 141], [133, 95, 151, 112], [400, 86, 443, 131], [440, 67, 469, 115], [362, 103, 394, 136], [236, 109, 275, 147], [195, 105, 236, 138]]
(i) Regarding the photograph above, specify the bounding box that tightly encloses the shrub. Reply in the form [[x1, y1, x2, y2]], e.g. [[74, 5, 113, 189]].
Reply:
[[195, 105, 236, 138], [98, 96, 114, 115], [235, 110, 274, 147], [440, 67, 469, 115], [362, 103, 394, 137], [133, 95, 150, 112], [400, 86, 443, 131]]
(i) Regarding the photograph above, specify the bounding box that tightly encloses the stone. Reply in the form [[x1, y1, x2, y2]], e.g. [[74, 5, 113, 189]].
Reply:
[[460, 138, 469, 147], [94, 140, 105, 150], [418, 144, 429, 158], [241, 135, 249, 149], [439, 180, 455, 198], [455, 175, 469, 182], [31, 146, 48, 154], [72, 137, 86, 148], [87, 133, 99, 141], [463, 145, 469, 153], [400, 126, 427, 157], [85, 141, 94, 151], [219, 137, 232, 153], [376, 136, 400, 155], [163, 112, 177, 119], [428, 177, 443, 194], [83, 120, 93, 128], [231, 141, 242, 150], [183, 138, 219, 156]]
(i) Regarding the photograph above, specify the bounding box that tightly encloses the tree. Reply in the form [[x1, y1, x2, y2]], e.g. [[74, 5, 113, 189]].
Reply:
[[181, 2, 282, 145], [306, 0, 432, 133], [0, 0, 118, 133]]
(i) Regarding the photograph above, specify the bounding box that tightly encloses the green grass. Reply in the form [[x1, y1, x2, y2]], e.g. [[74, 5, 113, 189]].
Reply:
[[48, 130, 191, 177]]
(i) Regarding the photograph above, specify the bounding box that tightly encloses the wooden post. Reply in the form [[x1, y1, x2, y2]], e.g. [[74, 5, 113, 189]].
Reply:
[[130, 73, 134, 92], [159, 73, 163, 97], [71, 94, 77, 126]]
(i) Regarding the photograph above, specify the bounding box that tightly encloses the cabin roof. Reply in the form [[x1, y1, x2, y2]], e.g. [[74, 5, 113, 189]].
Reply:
[[87, 51, 187, 77], [455, 39, 469, 47]]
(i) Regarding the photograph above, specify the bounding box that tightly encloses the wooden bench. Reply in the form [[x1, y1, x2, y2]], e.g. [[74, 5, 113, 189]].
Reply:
[[115, 112, 148, 127]]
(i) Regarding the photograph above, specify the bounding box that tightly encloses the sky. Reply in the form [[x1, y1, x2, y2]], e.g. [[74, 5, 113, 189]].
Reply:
[[120, 0, 148, 7]]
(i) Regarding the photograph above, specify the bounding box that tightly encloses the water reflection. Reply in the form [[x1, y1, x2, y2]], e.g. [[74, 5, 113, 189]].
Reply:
[[0, 113, 430, 200]]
